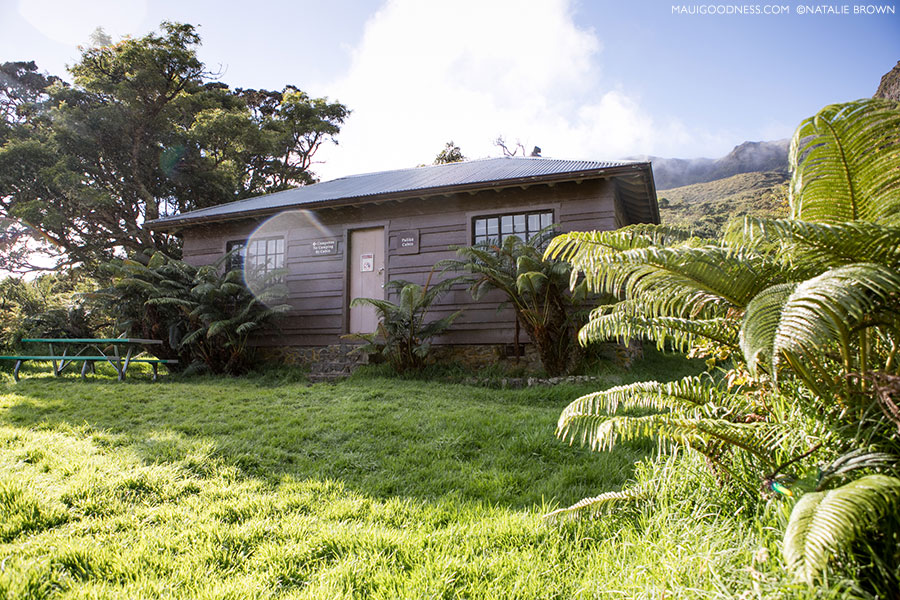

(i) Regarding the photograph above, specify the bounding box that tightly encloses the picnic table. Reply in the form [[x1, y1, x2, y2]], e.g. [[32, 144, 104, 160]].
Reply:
[[0, 338, 177, 382]]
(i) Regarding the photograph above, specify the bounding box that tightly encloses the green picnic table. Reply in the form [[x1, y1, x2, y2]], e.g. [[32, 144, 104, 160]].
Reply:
[[0, 338, 177, 382]]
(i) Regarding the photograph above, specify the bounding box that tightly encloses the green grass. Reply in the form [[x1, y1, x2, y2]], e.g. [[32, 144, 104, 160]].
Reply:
[[0, 353, 830, 599]]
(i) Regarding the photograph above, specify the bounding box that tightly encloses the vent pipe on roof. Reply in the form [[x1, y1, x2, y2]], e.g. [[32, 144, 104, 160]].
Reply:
[[530, 146, 542, 157]]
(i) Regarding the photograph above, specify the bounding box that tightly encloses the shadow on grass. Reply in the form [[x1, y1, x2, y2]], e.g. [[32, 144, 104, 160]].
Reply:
[[0, 372, 663, 512]]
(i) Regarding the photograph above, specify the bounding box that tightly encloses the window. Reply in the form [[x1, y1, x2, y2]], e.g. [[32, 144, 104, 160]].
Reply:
[[473, 210, 553, 245], [226, 237, 285, 275], [225, 240, 247, 272]]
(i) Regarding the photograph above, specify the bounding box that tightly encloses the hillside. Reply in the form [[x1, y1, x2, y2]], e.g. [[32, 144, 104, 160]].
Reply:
[[657, 170, 789, 238]]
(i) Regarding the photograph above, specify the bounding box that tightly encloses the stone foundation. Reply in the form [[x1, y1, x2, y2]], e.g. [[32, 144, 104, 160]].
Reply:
[[259, 339, 643, 380]]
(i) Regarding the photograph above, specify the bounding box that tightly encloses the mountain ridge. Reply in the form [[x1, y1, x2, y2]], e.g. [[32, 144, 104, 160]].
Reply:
[[633, 139, 789, 190]]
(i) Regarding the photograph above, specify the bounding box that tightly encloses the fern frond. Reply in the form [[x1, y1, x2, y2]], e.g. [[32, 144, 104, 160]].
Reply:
[[790, 99, 900, 225], [558, 412, 783, 464], [737, 217, 900, 270], [740, 282, 797, 376], [771, 264, 900, 375], [784, 474, 900, 584], [580, 302, 740, 351], [543, 484, 650, 521], [558, 375, 723, 420], [545, 225, 695, 263], [551, 241, 785, 315]]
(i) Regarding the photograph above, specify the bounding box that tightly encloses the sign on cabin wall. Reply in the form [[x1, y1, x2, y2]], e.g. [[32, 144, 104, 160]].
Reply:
[[396, 229, 419, 255], [311, 239, 339, 256], [360, 253, 374, 272]]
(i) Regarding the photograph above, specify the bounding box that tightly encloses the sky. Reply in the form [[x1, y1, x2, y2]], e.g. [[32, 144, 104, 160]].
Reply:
[[1, 0, 898, 182]]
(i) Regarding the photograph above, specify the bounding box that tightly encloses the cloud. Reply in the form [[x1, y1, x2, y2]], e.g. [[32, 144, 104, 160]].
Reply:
[[313, 0, 721, 179]]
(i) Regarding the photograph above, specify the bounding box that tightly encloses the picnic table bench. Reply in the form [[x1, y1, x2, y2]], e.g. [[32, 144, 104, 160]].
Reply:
[[0, 338, 177, 382]]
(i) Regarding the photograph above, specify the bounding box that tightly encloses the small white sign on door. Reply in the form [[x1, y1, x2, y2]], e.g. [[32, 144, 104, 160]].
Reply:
[[360, 253, 374, 272]]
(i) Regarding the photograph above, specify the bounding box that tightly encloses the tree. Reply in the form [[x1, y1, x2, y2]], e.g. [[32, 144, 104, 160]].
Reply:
[[0, 22, 349, 274], [546, 99, 900, 591], [494, 136, 541, 157], [434, 141, 465, 164]]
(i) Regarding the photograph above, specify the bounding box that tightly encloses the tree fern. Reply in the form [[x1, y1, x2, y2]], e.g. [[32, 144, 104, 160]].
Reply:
[[348, 274, 463, 372], [740, 264, 900, 381], [784, 474, 900, 584], [790, 99, 900, 225]]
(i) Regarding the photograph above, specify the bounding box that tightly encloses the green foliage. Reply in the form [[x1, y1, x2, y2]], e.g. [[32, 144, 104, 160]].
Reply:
[[784, 474, 900, 585], [0, 375, 839, 597], [0, 271, 105, 351], [434, 140, 466, 164], [105, 252, 288, 374], [789, 98, 900, 224], [347, 272, 463, 372], [546, 99, 900, 591], [440, 232, 589, 376], [0, 24, 348, 273]]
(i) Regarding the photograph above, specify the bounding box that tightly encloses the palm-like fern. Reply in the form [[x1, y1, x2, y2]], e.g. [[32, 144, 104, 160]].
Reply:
[[546, 99, 900, 588], [784, 474, 900, 584], [348, 271, 463, 372], [439, 231, 588, 376], [789, 98, 900, 224], [109, 252, 288, 374]]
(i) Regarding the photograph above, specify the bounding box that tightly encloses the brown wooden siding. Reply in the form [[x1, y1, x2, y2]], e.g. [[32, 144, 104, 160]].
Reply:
[[180, 178, 622, 346]]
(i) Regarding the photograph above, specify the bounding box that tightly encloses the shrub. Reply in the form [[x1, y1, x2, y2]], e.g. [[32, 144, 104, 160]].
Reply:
[[439, 231, 589, 376], [104, 252, 288, 375], [347, 271, 463, 372], [546, 99, 900, 592], [0, 271, 105, 351]]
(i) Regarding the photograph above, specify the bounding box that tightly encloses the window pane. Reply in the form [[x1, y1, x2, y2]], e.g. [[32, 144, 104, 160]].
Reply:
[[501, 215, 512, 234], [514, 214, 526, 233], [276, 238, 284, 254], [528, 214, 540, 231], [541, 212, 552, 228], [487, 218, 498, 236], [475, 218, 486, 237]]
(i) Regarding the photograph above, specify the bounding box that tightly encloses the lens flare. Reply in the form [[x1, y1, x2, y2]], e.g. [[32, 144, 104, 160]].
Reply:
[[159, 145, 186, 179], [241, 209, 335, 306]]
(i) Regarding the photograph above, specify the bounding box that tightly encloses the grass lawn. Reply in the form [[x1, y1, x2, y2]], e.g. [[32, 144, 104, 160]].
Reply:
[[0, 354, 807, 599]]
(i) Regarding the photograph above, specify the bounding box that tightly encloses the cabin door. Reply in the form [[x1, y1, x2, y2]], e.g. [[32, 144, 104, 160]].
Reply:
[[349, 227, 385, 334]]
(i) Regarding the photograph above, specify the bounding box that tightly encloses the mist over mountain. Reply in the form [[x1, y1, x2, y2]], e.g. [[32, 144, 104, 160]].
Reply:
[[633, 139, 790, 190]]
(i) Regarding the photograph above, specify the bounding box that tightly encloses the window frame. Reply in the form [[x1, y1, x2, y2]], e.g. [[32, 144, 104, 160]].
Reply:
[[471, 208, 555, 246], [225, 236, 285, 277]]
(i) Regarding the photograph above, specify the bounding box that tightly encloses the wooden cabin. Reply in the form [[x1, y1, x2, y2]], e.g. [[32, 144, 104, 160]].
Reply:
[[146, 157, 658, 360]]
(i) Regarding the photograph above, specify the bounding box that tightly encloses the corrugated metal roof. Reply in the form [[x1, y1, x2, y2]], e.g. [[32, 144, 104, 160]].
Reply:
[[147, 156, 651, 229]]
